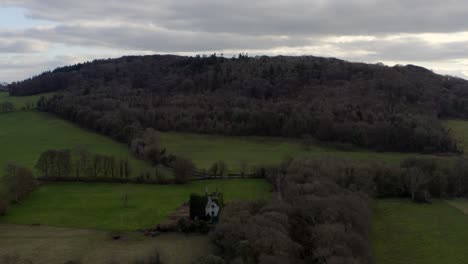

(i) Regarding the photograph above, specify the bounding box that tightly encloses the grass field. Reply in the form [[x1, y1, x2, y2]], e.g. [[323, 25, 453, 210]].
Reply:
[[0, 179, 271, 230], [160, 132, 428, 172], [0, 223, 213, 264], [0, 111, 158, 178], [0, 110, 432, 179], [372, 199, 468, 264], [446, 120, 468, 153], [0, 91, 54, 110], [447, 199, 468, 214]]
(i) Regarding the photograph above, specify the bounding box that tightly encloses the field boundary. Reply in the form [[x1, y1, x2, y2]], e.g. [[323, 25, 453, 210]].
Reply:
[[37, 175, 265, 185]]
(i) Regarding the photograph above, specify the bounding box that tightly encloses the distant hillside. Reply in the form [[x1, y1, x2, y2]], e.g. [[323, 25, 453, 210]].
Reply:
[[9, 54, 468, 153]]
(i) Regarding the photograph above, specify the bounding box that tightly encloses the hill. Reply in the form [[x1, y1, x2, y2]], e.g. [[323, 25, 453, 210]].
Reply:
[[9, 54, 468, 153]]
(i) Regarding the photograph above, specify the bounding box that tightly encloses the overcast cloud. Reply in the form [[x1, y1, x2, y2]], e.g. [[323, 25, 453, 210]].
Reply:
[[1, 0, 468, 82]]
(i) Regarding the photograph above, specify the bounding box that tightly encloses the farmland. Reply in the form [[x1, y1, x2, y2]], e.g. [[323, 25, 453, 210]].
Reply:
[[159, 132, 430, 172], [446, 120, 468, 153], [0, 91, 54, 110], [372, 199, 468, 264], [366, 121, 468, 264], [0, 223, 213, 264], [2, 90, 468, 263], [0, 111, 156, 178], [0, 110, 435, 180], [0, 179, 271, 230]]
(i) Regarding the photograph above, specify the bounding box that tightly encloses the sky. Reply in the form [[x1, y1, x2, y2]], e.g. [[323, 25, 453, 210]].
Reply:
[[1, 0, 468, 82]]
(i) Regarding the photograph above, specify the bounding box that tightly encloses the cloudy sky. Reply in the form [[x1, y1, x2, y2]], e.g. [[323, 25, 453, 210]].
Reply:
[[1, 0, 468, 82]]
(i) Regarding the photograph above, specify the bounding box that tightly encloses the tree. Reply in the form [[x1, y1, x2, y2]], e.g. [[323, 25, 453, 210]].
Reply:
[[173, 158, 195, 184], [72, 147, 92, 178], [35, 150, 57, 178], [218, 161, 228, 177], [405, 167, 431, 202], [131, 128, 165, 165], [0, 101, 15, 113], [239, 160, 248, 177], [2, 163, 37, 203], [56, 149, 72, 178], [209, 162, 219, 177]]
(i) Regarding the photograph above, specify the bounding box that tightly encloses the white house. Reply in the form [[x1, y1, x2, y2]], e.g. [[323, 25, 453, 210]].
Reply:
[[205, 196, 220, 220]]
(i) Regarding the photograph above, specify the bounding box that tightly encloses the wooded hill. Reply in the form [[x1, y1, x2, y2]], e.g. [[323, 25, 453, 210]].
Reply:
[[8, 54, 468, 153]]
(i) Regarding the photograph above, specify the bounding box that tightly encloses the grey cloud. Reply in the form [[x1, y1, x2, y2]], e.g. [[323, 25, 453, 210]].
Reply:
[[2, 0, 468, 81], [1, 24, 313, 52], [0, 39, 47, 53], [5, 0, 468, 36], [334, 38, 468, 62], [0, 55, 74, 82]]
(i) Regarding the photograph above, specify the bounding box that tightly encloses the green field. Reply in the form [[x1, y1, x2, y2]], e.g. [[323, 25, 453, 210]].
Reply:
[[372, 199, 468, 264], [160, 132, 428, 172], [0, 91, 54, 110], [0, 110, 432, 179], [0, 111, 156, 177], [371, 120, 468, 263], [0, 179, 270, 230], [446, 120, 468, 153]]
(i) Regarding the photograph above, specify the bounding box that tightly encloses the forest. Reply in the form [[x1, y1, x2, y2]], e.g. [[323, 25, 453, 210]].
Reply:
[[8, 54, 468, 153]]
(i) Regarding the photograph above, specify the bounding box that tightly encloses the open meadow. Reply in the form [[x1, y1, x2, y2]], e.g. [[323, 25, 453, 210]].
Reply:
[[0, 91, 54, 110], [0, 111, 158, 178], [372, 199, 468, 264], [0, 179, 271, 230], [359, 120, 468, 264], [160, 132, 430, 172], [0, 109, 435, 180], [446, 120, 468, 153]]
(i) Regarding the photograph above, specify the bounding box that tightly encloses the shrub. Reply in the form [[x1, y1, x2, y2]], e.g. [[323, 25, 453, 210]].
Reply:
[[190, 194, 207, 220], [178, 218, 210, 234], [173, 158, 196, 184]]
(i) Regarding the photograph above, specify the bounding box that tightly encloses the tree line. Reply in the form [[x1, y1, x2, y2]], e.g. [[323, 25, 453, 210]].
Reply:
[[35, 148, 132, 180], [9, 54, 466, 153], [34, 146, 199, 185], [0, 102, 15, 113]]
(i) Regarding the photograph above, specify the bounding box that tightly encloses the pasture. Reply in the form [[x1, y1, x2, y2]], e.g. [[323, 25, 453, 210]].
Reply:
[[0, 179, 271, 230], [0, 110, 434, 180], [160, 132, 428, 172], [372, 199, 468, 264], [446, 120, 468, 153], [0, 111, 157, 178], [0, 91, 54, 110]]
